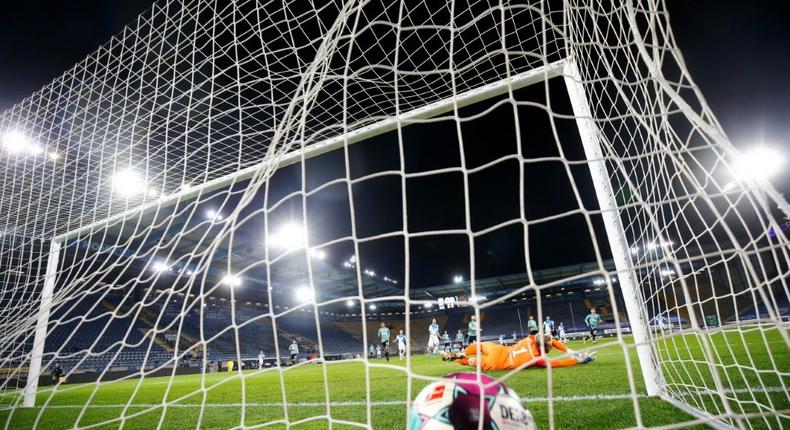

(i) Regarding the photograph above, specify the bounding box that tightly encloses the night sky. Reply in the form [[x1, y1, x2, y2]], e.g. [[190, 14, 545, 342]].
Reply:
[[1, 1, 788, 307]]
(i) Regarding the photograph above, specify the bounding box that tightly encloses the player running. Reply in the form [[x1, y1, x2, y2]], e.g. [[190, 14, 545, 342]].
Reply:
[[258, 350, 266, 369], [377, 322, 391, 362], [467, 315, 480, 343], [527, 315, 539, 334], [584, 308, 602, 343], [445, 333, 596, 371], [427, 318, 441, 354], [396, 329, 407, 359]]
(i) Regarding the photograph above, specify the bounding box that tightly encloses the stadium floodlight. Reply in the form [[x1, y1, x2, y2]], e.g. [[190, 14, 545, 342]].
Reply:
[[206, 209, 223, 221], [47, 151, 60, 161], [309, 249, 326, 260], [222, 275, 242, 288], [453, 275, 463, 283], [345, 299, 354, 307], [731, 146, 784, 183], [1, 131, 28, 153], [1, 130, 42, 155], [369, 304, 377, 310], [151, 261, 170, 273], [111, 168, 147, 198], [659, 269, 676, 278], [268, 222, 307, 251], [295, 286, 314, 302]]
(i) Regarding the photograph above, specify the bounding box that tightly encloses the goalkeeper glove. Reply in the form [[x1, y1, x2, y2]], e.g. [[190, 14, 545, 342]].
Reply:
[[572, 351, 597, 364]]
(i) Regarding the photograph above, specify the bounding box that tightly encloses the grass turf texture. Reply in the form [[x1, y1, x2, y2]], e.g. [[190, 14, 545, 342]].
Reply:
[[0, 329, 787, 429]]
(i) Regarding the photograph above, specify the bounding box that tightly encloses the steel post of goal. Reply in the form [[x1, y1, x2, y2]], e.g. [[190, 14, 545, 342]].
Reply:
[[562, 60, 663, 396], [23, 239, 61, 407], [23, 60, 567, 407], [51, 60, 567, 244]]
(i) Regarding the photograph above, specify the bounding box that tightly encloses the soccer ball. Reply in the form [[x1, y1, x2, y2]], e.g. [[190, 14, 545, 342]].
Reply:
[[409, 372, 536, 430]]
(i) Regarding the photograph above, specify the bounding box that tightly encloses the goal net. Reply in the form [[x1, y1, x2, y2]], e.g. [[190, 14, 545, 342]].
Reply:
[[0, 0, 787, 428]]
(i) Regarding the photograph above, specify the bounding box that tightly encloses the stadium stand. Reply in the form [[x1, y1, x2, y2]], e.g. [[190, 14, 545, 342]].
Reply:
[[44, 295, 171, 373], [726, 294, 790, 322], [39, 284, 767, 377]]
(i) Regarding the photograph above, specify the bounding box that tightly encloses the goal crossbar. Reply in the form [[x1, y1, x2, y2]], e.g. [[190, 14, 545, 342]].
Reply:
[[25, 57, 665, 408], [52, 59, 567, 244], [29, 59, 624, 408]]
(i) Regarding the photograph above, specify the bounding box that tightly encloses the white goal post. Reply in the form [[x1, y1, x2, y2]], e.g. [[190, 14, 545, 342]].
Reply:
[[21, 58, 667, 407], [563, 60, 663, 397], [24, 60, 587, 406]]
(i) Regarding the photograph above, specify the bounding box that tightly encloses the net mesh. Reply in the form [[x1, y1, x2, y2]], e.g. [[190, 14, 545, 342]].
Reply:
[[0, 0, 787, 428]]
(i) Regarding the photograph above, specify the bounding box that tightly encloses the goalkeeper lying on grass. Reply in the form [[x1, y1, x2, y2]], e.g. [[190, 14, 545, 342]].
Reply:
[[443, 333, 596, 371]]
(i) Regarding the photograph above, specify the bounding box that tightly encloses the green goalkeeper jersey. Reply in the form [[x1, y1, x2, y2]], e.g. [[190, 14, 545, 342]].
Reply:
[[585, 313, 602, 328], [378, 327, 391, 343]]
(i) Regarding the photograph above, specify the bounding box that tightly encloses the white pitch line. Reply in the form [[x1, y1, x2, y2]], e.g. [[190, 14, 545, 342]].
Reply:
[[12, 386, 785, 410]]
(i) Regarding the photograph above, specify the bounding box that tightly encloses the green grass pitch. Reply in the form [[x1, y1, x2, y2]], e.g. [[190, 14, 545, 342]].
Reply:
[[1, 329, 787, 429]]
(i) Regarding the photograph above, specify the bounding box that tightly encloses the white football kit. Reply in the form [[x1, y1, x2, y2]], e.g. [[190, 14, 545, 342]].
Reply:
[[428, 323, 440, 349]]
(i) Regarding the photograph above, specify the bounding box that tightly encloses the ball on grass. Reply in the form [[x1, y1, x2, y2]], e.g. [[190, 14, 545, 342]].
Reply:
[[409, 372, 536, 430]]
